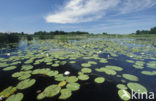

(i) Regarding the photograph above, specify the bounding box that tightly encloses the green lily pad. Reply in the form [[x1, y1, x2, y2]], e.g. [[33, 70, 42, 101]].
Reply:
[[5, 93, 24, 101], [66, 76, 78, 83], [127, 83, 147, 93], [118, 90, 131, 101], [3, 66, 17, 71], [116, 84, 128, 90], [59, 89, 72, 100], [81, 63, 91, 67], [122, 74, 139, 81], [141, 71, 156, 76], [52, 64, 59, 67], [21, 65, 33, 71], [105, 65, 123, 71], [96, 68, 116, 75], [94, 77, 105, 83], [81, 68, 92, 73], [0, 86, 17, 98], [55, 74, 66, 81], [66, 83, 80, 91], [58, 81, 67, 87], [78, 74, 89, 81], [17, 79, 36, 90], [44, 85, 61, 97]]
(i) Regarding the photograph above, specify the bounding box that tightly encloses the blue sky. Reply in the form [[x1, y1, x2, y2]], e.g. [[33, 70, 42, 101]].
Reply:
[[0, 0, 156, 34]]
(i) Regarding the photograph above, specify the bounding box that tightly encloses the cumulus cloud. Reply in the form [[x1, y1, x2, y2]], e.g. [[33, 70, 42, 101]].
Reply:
[[45, 0, 156, 24]]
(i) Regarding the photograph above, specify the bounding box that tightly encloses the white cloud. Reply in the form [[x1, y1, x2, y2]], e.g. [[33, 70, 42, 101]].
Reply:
[[45, 0, 156, 24]]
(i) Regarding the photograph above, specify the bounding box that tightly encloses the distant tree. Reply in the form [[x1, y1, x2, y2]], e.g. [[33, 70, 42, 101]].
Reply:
[[149, 27, 156, 34]]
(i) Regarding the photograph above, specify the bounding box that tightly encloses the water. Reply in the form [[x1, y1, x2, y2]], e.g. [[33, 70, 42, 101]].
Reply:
[[0, 37, 156, 101]]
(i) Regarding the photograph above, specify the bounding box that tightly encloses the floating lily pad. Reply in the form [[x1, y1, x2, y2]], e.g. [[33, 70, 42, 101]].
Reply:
[[81, 68, 92, 73], [5, 93, 24, 101], [3, 66, 17, 71], [0, 86, 17, 98], [147, 61, 156, 69], [59, 89, 72, 100], [52, 64, 59, 67], [127, 83, 147, 93], [58, 81, 67, 87], [118, 90, 131, 101], [17, 79, 36, 90], [37, 84, 61, 100], [55, 74, 66, 81], [78, 74, 89, 81], [21, 65, 33, 71], [116, 84, 128, 90], [141, 71, 156, 76], [105, 65, 123, 71], [81, 63, 91, 67], [66, 83, 80, 91], [96, 68, 116, 75], [122, 74, 139, 81], [94, 77, 105, 83], [69, 61, 76, 64], [66, 76, 78, 83]]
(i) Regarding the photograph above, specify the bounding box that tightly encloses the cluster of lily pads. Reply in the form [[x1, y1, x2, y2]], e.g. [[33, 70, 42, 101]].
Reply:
[[0, 37, 156, 101]]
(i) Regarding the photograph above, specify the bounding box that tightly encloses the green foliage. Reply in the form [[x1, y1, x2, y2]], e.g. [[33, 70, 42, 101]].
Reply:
[[17, 79, 36, 90], [66, 83, 80, 91], [122, 74, 139, 81], [59, 89, 72, 100], [127, 83, 147, 93], [94, 77, 105, 84], [0, 86, 17, 98], [5, 93, 24, 101]]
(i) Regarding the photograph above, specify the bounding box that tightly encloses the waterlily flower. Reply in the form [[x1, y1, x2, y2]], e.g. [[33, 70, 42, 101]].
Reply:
[[64, 71, 70, 75], [7, 53, 10, 56]]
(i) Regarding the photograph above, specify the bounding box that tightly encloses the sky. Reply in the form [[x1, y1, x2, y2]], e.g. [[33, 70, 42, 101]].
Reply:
[[0, 0, 156, 34]]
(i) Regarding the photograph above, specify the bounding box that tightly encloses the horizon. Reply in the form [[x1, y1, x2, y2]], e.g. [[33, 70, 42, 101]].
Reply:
[[0, 0, 156, 34]]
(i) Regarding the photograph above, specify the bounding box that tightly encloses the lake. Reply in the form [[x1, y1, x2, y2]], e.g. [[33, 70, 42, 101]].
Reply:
[[0, 36, 156, 101]]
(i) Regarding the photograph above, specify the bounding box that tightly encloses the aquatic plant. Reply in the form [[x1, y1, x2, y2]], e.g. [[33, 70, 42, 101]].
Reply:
[[81, 63, 91, 68], [66, 76, 78, 83], [118, 90, 131, 101], [3, 66, 17, 71], [66, 83, 80, 91], [81, 68, 92, 73], [17, 79, 36, 90], [58, 81, 67, 87], [55, 74, 66, 81], [122, 74, 139, 81], [52, 63, 59, 67], [0, 86, 17, 98], [37, 84, 61, 100], [147, 61, 156, 69], [116, 84, 127, 90], [21, 65, 33, 71], [95, 68, 116, 75], [105, 65, 123, 71], [59, 89, 72, 100], [127, 83, 147, 93], [141, 71, 156, 76], [69, 61, 76, 64], [5, 93, 23, 101], [88, 61, 97, 64], [78, 74, 89, 80], [94, 77, 105, 84]]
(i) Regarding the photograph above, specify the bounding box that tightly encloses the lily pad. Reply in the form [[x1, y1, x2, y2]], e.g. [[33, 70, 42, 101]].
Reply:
[[78, 74, 89, 81], [0, 86, 17, 98], [122, 74, 139, 81], [81, 68, 92, 73], [3, 66, 17, 71], [94, 77, 105, 84], [105, 65, 123, 71], [58, 81, 67, 87], [66, 83, 80, 91], [59, 89, 72, 100], [66, 76, 78, 83], [118, 90, 131, 101], [17, 79, 36, 90], [127, 83, 147, 93], [5, 93, 24, 101], [116, 84, 128, 90], [81, 63, 91, 67]]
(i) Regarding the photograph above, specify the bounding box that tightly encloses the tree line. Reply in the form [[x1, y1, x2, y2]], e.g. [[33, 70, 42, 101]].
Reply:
[[132, 27, 156, 35]]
